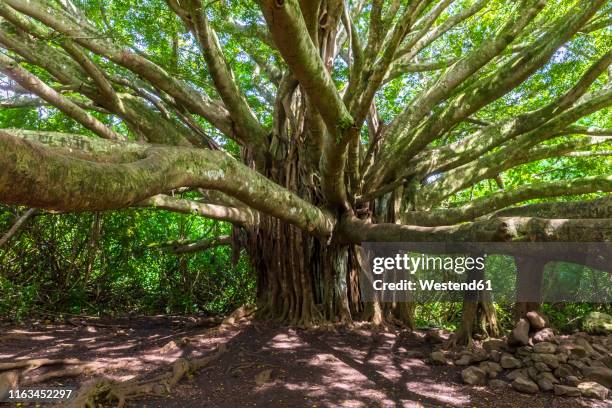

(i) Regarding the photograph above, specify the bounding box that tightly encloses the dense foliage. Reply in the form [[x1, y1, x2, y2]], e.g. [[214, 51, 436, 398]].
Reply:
[[0, 206, 255, 319]]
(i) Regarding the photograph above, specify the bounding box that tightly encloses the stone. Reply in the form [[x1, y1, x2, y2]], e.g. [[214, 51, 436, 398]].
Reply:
[[489, 350, 501, 363], [462, 366, 486, 385], [425, 329, 445, 344], [592, 343, 608, 355], [553, 384, 581, 397], [532, 328, 555, 343], [508, 318, 530, 346], [537, 371, 559, 384], [565, 376, 581, 386], [537, 378, 554, 392], [527, 366, 539, 381], [526, 311, 547, 330], [511, 376, 539, 394], [589, 360, 607, 368], [554, 364, 576, 379], [533, 342, 556, 354], [255, 368, 273, 386], [483, 339, 506, 352], [500, 354, 522, 369], [515, 346, 533, 358], [507, 369, 527, 381], [600, 355, 612, 369], [534, 362, 550, 372], [454, 355, 471, 366], [404, 350, 424, 359], [557, 352, 568, 364], [531, 353, 559, 369], [559, 343, 586, 359], [479, 361, 502, 377], [567, 359, 587, 373], [582, 311, 612, 335], [575, 337, 595, 355], [584, 367, 612, 388], [489, 379, 508, 389], [577, 381, 608, 400], [469, 348, 489, 363], [430, 351, 447, 365]]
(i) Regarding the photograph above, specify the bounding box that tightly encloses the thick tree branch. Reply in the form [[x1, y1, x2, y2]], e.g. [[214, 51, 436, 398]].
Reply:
[[490, 196, 612, 219], [367, 0, 604, 191], [0, 131, 335, 237], [166, 0, 268, 154], [154, 235, 232, 255], [402, 176, 612, 226], [138, 194, 257, 227], [59, 39, 125, 114], [339, 215, 612, 244], [408, 86, 612, 206], [257, 0, 354, 207], [0, 19, 199, 146]]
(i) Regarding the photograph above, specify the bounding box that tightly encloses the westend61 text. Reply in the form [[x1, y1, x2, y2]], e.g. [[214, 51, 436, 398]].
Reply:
[[373, 279, 493, 292]]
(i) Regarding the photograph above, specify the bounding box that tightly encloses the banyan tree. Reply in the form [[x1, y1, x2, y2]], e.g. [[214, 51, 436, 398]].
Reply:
[[0, 0, 610, 342]]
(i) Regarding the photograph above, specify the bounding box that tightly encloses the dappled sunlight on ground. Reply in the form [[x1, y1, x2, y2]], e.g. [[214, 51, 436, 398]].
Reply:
[[0, 319, 605, 408]]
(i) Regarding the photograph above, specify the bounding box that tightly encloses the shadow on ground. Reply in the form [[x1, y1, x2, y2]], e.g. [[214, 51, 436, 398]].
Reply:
[[0, 318, 607, 407]]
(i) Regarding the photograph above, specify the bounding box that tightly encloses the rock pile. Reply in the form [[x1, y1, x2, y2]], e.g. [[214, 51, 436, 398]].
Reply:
[[429, 311, 612, 400]]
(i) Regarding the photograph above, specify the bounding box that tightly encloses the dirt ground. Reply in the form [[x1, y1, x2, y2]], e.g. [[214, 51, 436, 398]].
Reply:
[[0, 316, 608, 408]]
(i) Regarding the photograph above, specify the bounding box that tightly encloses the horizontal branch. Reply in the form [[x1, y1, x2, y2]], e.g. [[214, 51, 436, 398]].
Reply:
[[385, 57, 458, 82], [154, 235, 232, 255], [338, 215, 612, 244], [138, 194, 257, 227], [0, 130, 335, 237], [0, 96, 109, 113], [402, 176, 612, 226], [490, 196, 612, 219]]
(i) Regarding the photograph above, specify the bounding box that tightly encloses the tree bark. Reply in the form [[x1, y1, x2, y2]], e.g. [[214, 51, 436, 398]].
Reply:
[[453, 263, 499, 346], [513, 256, 546, 320]]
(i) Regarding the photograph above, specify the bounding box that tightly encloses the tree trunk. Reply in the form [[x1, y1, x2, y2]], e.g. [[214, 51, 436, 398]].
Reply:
[[453, 264, 499, 345], [513, 256, 546, 320], [247, 215, 360, 326]]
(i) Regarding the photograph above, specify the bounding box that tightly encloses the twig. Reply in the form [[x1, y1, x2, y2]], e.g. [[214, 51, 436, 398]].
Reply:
[[0, 208, 37, 248]]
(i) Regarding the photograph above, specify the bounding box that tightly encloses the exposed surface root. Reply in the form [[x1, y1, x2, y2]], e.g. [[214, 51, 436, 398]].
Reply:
[[62, 305, 252, 408], [63, 343, 228, 408], [0, 357, 89, 399], [0, 358, 83, 372], [1, 307, 250, 407]]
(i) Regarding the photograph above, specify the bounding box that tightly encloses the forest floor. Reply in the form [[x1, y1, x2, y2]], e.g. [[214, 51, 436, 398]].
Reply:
[[0, 316, 608, 408]]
